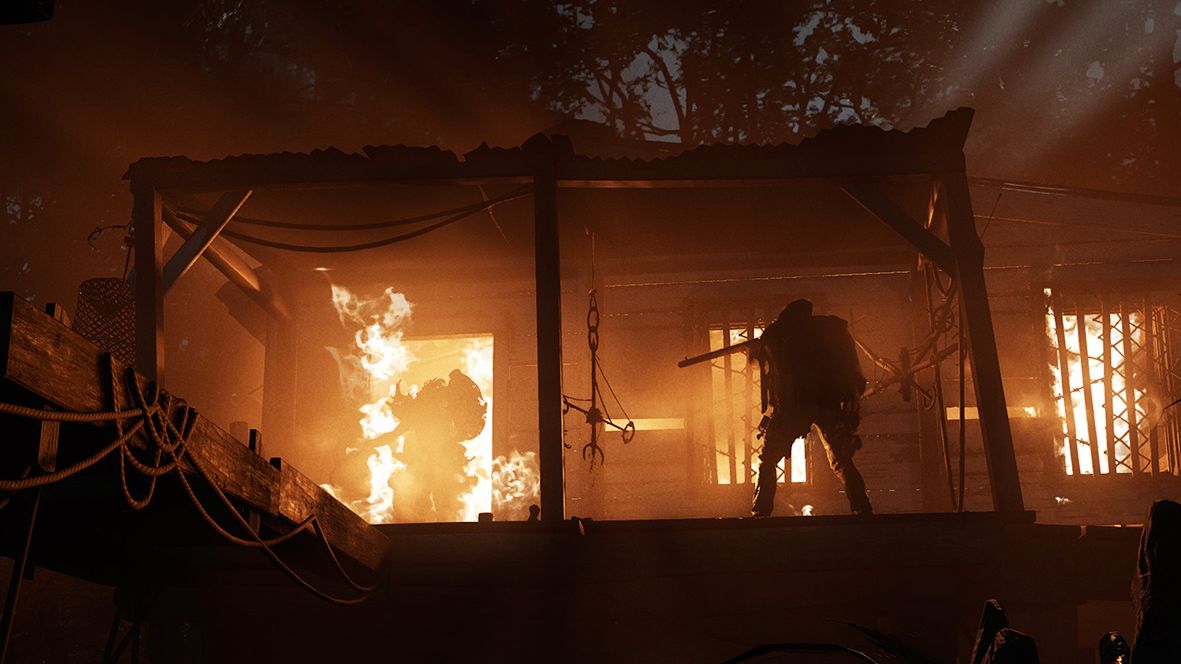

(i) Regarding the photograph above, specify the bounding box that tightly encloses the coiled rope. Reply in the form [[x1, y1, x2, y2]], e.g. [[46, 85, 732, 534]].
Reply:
[[0, 355, 382, 604]]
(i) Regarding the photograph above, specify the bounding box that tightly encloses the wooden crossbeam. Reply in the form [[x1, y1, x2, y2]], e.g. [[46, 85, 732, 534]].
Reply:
[[131, 180, 164, 382], [161, 208, 289, 320], [841, 182, 957, 274], [162, 190, 252, 292]]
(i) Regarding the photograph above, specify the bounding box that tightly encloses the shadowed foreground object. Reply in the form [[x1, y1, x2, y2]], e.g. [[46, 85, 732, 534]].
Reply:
[[0, 292, 389, 661], [1099, 632, 1130, 664], [1133, 499, 1181, 662], [969, 599, 1040, 664], [0, 0, 52, 25]]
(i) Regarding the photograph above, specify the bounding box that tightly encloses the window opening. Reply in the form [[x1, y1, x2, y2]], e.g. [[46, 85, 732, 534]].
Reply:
[[1045, 291, 1179, 476], [707, 323, 808, 485]]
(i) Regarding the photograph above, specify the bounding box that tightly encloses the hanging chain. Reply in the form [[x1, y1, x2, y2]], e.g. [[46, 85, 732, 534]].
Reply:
[[560, 231, 635, 470], [583, 289, 605, 468]]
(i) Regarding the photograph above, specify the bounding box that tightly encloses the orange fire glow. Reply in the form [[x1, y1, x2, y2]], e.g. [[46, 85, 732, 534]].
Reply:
[[330, 285, 415, 523], [327, 285, 538, 523], [491, 450, 541, 516], [458, 337, 494, 522], [1046, 297, 1145, 475]]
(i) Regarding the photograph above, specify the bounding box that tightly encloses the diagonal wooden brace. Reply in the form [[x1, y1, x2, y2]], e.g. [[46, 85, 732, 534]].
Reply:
[[841, 181, 957, 275], [162, 190, 252, 292]]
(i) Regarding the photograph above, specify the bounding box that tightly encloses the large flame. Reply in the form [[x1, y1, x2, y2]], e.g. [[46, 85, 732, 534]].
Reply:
[[329, 285, 416, 524], [328, 285, 538, 522], [366, 440, 407, 522], [332, 285, 415, 382], [491, 450, 541, 516], [1046, 298, 1145, 475]]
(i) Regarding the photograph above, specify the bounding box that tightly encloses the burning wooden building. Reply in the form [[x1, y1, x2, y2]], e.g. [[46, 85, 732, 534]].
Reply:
[[2, 107, 1179, 662]]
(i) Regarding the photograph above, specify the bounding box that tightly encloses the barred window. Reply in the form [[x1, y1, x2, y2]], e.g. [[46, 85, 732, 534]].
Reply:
[[1045, 290, 1181, 476]]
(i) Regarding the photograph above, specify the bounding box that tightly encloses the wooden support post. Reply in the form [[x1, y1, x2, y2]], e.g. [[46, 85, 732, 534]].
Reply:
[[533, 154, 565, 523], [943, 173, 1024, 512], [0, 486, 39, 664], [0, 304, 63, 664], [248, 429, 264, 458], [132, 180, 164, 383], [229, 421, 250, 445], [262, 314, 298, 459], [245, 430, 263, 533]]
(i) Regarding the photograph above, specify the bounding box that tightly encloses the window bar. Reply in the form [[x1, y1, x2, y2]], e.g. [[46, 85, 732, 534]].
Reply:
[[1101, 295, 1117, 474], [1161, 306, 1180, 473], [1144, 295, 1160, 475], [743, 319, 755, 483], [1121, 298, 1142, 473], [1154, 303, 1177, 474], [1053, 299, 1082, 476], [693, 313, 716, 485], [1157, 304, 1175, 474], [722, 319, 738, 485], [1075, 298, 1102, 476]]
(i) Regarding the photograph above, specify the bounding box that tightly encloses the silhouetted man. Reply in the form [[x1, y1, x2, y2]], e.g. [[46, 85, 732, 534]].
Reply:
[[390, 369, 487, 521], [749, 299, 871, 517]]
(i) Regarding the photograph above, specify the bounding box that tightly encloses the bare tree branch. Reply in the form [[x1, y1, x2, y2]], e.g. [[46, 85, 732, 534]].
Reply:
[[641, 44, 688, 142]]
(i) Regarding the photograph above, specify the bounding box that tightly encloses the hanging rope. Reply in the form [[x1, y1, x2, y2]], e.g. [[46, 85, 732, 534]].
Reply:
[[852, 273, 959, 403], [180, 190, 513, 232], [175, 185, 532, 253], [850, 264, 969, 509], [0, 356, 382, 604], [923, 262, 958, 511], [957, 301, 967, 513]]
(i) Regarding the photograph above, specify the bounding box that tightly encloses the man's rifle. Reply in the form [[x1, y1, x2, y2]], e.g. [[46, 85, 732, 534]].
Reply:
[[677, 338, 759, 369]]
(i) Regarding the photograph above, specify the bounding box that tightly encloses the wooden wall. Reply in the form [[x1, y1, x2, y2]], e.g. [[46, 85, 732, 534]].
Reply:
[[268, 185, 1181, 526]]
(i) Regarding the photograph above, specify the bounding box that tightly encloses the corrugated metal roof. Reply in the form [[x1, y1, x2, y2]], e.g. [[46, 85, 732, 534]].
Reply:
[[124, 108, 975, 188]]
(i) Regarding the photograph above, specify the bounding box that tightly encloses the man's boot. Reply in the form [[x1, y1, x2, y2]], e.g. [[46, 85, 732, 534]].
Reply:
[[751, 465, 777, 517]]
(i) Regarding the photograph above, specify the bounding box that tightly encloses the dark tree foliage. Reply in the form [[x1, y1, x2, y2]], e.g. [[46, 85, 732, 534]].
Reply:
[[478, 0, 1179, 191], [0, 0, 1177, 311], [482, 1, 957, 144]]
